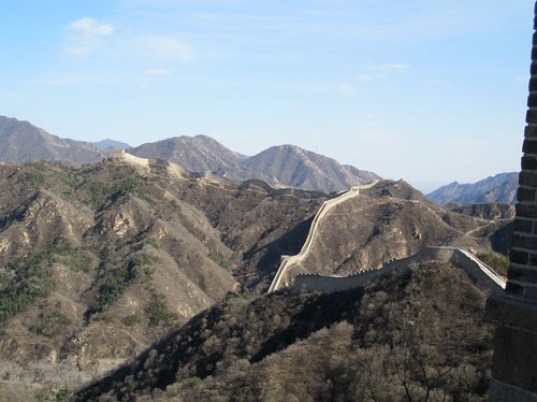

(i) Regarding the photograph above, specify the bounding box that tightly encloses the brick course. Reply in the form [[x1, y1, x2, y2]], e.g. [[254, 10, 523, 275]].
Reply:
[[489, 2, 537, 400]]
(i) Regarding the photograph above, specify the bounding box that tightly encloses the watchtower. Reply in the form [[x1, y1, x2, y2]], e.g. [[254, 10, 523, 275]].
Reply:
[[487, 2, 537, 400]]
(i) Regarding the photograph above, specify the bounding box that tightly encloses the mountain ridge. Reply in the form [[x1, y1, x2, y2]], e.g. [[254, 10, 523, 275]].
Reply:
[[0, 116, 380, 193], [0, 156, 512, 400], [0, 116, 105, 164], [427, 172, 518, 205], [129, 136, 380, 193]]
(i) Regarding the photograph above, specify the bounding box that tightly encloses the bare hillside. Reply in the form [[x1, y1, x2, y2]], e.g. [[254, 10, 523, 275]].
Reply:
[[73, 261, 494, 402], [0, 157, 324, 399], [129, 136, 380, 193], [0, 157, 511, 400]]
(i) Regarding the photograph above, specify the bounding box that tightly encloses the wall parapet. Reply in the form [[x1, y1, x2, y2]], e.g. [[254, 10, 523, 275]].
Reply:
[[293, 246, 506, 294]]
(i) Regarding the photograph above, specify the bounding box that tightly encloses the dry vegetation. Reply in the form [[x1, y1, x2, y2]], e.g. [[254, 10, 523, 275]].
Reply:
[[74, 261, 494, 402], [0, 159, 508, 401]]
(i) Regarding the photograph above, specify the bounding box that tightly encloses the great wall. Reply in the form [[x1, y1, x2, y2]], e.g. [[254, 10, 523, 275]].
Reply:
[[268, 180, 379, 292], [113, 151, 507, 297], [487, 3, 537, 399], [293, 246, 506, 294], [267, 179, 506, 295]]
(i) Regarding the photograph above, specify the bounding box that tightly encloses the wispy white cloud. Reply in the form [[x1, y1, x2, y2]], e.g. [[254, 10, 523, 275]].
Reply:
[[65, 17, 114, 57], [71, 18, 114, 37], [137, 35, 194, 61]]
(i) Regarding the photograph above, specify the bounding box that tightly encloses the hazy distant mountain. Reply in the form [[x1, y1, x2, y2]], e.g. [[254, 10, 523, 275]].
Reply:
[[0, 116, 379, 192], [92, 139, 131, 150], [129, 135, 244, 173], [0, 116, 104, 164], [130, 135, 380, 193], [427, 172, 518, 205]]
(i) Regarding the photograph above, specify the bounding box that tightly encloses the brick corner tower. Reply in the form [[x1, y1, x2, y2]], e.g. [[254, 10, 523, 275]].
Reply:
[[487, 2, 537, 400]]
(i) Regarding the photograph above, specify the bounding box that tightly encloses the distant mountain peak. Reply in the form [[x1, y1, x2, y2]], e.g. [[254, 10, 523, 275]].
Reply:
[[0, 115, 105, 164], [92, 139, 131, 150], [129, 136, 381, 193], [0, 116, 381, 193], [428, 172, 518, 204]]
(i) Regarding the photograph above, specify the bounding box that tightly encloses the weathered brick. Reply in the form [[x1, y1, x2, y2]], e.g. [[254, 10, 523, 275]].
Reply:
[[527, 110, 537, 125], [522, 156, 537, 170], [511, 233, 537, 250], [506, 280, 525, 298], [519, 171, 537, 187], [525, 125, 537, 138], [518, 186, 537, 202], [517, 203, 537, 219], [508, 266, 537, 284], [530, 77, 537, 92], [492, 323, 537, 391], [509, 249, 529, 265], [514, 218, 534, 233], [523, 138, 537, 154], [529, 93, 537, 107], [524, 285, 537, 302], [530, 253, 537, 267], [516, 218, 534, 233], [532, 62, 537, 76], [510, 249, 530, 264]]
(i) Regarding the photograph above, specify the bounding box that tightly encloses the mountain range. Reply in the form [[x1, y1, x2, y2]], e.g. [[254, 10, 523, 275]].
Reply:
[[0, 115, 519, 202], [0, 116, 378, 194], [0, 116, 105, 164], [0, 152, 512, 400], [427, 172, 518, 205]]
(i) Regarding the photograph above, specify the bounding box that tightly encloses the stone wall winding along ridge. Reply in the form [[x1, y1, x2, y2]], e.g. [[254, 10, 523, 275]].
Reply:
[[268, 180, 379, 292], [294, 246, 506, 294]]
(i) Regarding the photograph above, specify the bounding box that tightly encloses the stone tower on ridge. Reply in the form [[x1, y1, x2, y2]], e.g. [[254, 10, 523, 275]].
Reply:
[[487, 2, 537, 400]]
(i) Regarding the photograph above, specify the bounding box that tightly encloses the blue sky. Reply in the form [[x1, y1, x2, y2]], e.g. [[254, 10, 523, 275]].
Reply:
[[0, 0, 534, 191]]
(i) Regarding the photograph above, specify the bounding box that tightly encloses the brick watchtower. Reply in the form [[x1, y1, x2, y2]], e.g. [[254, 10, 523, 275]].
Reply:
[[487, 2, 537, 400]]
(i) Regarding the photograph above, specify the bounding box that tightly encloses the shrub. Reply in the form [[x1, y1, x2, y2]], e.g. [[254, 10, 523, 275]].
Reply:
[[0, 246, 63, 327], [208, 252, 231, 270], [122, 314, 141, 327], [29, 310, 71, 338], [477, 252, 509, 276], [146, 295, 179, 326], [86, 254, 151, 318]]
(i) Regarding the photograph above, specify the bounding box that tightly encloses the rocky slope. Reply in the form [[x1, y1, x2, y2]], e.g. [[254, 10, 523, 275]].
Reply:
[[0, 156, 511, 400], [129, 135, 242, 174], [427, 172, 518, 205], [0, 156, 328, 400], [73, 261, 494, 402], [273, 179, 511, 288]]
